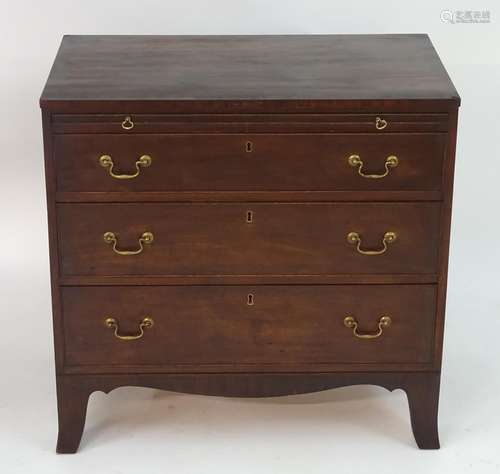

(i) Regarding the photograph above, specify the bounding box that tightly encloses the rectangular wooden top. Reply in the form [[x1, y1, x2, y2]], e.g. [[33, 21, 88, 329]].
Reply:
[[40, 35, 460, 112]]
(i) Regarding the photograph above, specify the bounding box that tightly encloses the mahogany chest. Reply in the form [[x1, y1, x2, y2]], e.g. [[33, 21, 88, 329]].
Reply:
[[40, 34, 460, 452]]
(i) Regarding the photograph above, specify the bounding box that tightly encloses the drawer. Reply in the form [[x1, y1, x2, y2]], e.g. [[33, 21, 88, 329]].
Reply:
[[62, 285, 437, 369], [54, 133, 445, 192], [57, 202, 440, 276]]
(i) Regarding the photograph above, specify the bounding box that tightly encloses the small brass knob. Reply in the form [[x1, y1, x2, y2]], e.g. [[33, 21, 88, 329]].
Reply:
[[121, 116, 134, 130], [375, 117, 388, 130]]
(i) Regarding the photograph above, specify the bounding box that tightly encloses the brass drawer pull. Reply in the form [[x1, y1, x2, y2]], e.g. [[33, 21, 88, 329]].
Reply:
[[348, 154, 398, 179], [104, 316, 154, 341], [99, 154, 152, 179], [121, 116, 134, 130], [103, 231, 154, 256], [375, 116, 387, 130], [344, 315, 391, 340], [347, 231, 397, 256]]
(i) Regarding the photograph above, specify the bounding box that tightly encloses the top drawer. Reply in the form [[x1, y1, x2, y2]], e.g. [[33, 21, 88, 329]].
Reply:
[[54, 133, 445, 193]]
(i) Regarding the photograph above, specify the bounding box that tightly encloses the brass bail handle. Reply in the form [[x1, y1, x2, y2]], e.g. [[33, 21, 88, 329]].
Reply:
[[348, 154, 398, 179], [344, 315, 392, 340], [103, 231, 154, 256], [104, 316, 154, 341], [347, 231, 397, 256], [99, 154, 152, 180]]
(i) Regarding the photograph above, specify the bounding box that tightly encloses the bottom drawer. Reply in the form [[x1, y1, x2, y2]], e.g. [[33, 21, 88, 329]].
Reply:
[[62, 285, 436, 370]]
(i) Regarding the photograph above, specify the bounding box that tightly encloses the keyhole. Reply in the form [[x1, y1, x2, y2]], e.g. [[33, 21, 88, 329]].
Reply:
[[247, 293, 255, 306], [245, 141, 253, 153], [246, 210, 253, 223]]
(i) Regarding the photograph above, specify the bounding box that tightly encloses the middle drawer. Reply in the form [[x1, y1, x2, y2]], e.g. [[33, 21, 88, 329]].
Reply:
[[57, 202, 440, 276]]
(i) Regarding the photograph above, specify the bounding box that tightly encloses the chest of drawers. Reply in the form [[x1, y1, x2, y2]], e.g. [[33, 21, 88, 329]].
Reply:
[[40, 34, 460, 453]]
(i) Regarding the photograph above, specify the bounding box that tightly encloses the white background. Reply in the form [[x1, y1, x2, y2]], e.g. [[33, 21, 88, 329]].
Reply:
[[1, 1, 499, 472]]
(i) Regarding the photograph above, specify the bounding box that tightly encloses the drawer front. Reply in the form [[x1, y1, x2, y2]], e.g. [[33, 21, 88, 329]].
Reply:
[[62, 285, 436, 368], [57, 202, 440, 276], [55, 133, 445, 192]]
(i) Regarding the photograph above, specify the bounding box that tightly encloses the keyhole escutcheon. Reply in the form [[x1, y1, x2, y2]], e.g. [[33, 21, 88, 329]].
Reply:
[[247, 293, 255, 306], [246, 210, 253, 223], [245, 141, 253, 153]]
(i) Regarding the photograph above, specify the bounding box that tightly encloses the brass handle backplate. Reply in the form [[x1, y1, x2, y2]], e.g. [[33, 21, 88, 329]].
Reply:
[[104, 316, 154, 341], [344, 315, 392, 339], [348, 154, 398, 179], [103, 231, 154, 256], [99, 154, 152, 179], [347, 231, 397, 256]]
